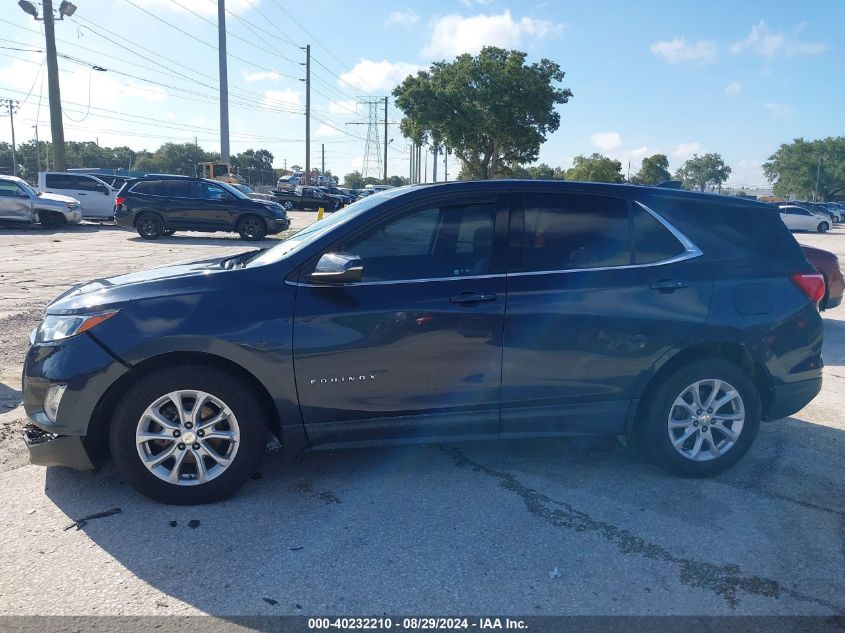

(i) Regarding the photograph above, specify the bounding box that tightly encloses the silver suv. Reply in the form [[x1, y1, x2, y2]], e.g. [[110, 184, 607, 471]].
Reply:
[[0, 175, 82, 228]]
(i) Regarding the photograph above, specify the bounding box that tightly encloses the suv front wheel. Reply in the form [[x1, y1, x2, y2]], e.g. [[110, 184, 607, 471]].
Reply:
[[110, 365, 268, 504], [237, 214, 267, 240], [639, 358, 761, 477]]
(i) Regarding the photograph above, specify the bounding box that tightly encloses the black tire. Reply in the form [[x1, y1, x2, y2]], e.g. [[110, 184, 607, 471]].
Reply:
[[136, 213, 164, 240], [38, 210, 66, 229], [109, 365, 268, 504], [237, 214, 267, 240], [638, 358, 761, 477], [818, 222, 829, 233]]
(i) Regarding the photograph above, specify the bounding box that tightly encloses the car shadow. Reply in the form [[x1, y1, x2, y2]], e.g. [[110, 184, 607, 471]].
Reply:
[[126, 234, 284, 246], [0, 222, 124, 236], [40, 415, 845, 615], [822, 316, 845, 367]]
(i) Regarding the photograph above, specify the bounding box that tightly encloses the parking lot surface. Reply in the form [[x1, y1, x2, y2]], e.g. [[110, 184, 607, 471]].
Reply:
[[0, 219, 843, 616]]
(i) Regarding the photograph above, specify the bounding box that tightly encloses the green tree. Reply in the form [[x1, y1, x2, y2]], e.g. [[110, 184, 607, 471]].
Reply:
[[393, 46, 573, 180], [232, 148, 274, 171], [675, 153, 731, 191], [763, 137, 845, 200], [133, 142, 217, 175], [631, 154, 671, 185], [343, 170, 365, 189], [386, 175, 409, 187], [564, 153, 624, 183]]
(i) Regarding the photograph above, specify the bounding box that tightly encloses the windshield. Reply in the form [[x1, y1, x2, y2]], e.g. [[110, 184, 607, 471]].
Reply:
[[19, 181, 38, 197], [248, 187, 409, 267], [233, 184, 254, 194], [216, 180, 251, 200]]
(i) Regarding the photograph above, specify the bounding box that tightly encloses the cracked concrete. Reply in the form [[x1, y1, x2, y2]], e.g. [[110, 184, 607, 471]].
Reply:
[[0, 221, 842, 616]]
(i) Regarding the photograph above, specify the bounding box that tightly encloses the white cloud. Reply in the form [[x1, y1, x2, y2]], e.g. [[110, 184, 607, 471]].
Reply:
[[133, 0, 256, 16], [262, 88, 303, 109], [724, 81, 742, 96], [649, 37, 718, 65], [122, 81, 167, 102], [763, 102, 792, 117], [386, 10, 420, 26], [328, 100, 358, 115], [315, 123, 341, 138], [590, 131, 622, 152], [242, 70, 282, 82], [339, 59, 421, 92], [459, 0, 496, 5], [730, 21, 827, 58], [423, 10, 563, 58], [671, 142, 701, 161], [726, 160, 766, 187]]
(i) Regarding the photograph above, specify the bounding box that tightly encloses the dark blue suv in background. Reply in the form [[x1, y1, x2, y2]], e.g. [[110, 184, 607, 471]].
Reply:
[[22, 181, 824, 504], [114, 175, 290, 240]]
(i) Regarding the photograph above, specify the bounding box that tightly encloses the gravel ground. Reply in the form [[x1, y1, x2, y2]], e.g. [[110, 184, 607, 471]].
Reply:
[[0, 218, 842, 617]]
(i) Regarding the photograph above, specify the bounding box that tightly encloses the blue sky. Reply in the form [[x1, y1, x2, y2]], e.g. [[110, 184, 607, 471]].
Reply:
[[0, 0, 842, 186]]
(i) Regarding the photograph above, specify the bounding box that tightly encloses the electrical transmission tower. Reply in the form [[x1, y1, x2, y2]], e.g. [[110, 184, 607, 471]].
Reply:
[[347, 97, 384, 180]]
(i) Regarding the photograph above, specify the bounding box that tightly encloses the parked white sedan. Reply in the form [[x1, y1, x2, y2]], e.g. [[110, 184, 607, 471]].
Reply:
[[779, 205, 831, 233]]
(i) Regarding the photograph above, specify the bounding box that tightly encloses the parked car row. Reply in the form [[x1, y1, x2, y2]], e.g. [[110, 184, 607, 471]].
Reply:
[[776, 200, 843, 233]]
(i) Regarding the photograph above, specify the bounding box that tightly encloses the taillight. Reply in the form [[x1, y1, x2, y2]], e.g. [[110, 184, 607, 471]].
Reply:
[[115, 196, 126, 206], [791, 273, 826, 305]]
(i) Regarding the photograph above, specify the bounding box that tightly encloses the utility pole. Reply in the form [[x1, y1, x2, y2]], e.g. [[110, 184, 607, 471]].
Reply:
[[2, 99, 19, 175], [814, 156, 821, 202], [302, 44, 311, 185], [409, 143, 414, 184], [444, 147, 448, 182], [43, 0, 66, 171], [383, 96, 388, 183], [217, 0, 230, 164], [321, 143, 325, 176], [432, 145, 438, 182], [32, 125, 40, 172]]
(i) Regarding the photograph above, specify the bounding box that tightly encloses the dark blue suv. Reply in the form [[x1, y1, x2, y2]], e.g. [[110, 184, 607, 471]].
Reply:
[[114, 175, 290, 240], [22, 181, 825, 504]]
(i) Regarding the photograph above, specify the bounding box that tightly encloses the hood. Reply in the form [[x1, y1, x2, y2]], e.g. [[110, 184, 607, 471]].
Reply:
[[45, 252, 241, 314], [38, 192, 79, 205]]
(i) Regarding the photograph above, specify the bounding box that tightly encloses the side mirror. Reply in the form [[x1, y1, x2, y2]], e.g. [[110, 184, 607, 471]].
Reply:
[[309, 252, 363, 284]]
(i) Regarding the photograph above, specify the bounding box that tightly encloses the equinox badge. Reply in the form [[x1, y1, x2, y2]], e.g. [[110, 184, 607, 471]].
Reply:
[[310, 374, 377, 385]]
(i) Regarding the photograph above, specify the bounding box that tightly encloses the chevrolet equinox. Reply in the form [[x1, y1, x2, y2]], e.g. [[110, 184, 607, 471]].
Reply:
[[22, 181, 825, 504]]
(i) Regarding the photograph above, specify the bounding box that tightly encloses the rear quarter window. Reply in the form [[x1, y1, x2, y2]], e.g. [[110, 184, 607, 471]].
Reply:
[[632, 204, 686, 264], [643, 195, 805, 266], [130, 181, 163, 195]]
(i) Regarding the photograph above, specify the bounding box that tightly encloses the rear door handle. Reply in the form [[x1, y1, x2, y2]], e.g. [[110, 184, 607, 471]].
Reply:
[[450, 292, 497, 305], [649, 279, 689, 291]]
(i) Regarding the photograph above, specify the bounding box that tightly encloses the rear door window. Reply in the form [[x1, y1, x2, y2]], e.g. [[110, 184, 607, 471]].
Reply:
[[520, 193, 630, 271], [160, 180, 191, 197]]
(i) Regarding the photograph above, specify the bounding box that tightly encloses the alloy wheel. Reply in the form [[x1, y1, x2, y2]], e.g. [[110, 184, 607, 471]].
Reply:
[[135, 390, 240, 486], [667, 379, 745, 462]]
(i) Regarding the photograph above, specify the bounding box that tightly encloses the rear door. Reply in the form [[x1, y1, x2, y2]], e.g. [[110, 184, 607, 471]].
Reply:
[[292, 193, 509, 447], [500, 191, 713, 436]]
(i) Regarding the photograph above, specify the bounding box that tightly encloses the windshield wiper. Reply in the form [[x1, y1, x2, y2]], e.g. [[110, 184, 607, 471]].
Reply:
[[220, 249, 265, 269]]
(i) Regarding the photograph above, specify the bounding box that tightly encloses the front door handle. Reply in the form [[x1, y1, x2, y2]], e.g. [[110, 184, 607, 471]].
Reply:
[[450, 292, 497, 305], [649, 279, 689, 292]]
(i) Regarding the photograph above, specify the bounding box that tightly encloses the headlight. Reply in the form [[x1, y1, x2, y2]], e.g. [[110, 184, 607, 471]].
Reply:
[[66, 203, 79, 210], [35, 310, 119, 344]]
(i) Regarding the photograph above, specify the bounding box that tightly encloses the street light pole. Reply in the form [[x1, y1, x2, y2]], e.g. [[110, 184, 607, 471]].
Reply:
[[42, 0, 66, 171], [2, 99, 20, 175], [814, 155, 821, 202]]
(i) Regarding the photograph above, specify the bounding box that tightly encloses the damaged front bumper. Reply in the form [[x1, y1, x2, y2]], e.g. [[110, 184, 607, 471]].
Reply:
[[23, 424, 95, 471]]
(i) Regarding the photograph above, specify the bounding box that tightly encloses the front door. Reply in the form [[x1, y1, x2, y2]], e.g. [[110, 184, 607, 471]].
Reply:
[[292, 195, 508, 447], [0, 181, 32, 221], [501, 192, 713, 436]]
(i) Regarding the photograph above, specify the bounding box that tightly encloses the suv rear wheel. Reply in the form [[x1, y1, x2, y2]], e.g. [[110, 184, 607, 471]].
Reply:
[[639, 359, 761, 477], [136, 213, 164, 240], [817, 221, 829, 233], [110, 365, 268, 504], [237, 214, 267, 240]]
